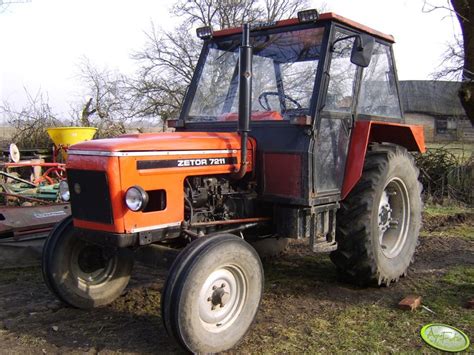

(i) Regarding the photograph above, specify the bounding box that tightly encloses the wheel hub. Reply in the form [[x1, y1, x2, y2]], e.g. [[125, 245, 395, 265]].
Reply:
[[77, 245, 107, 273], [378, 195, 393, 233], [70, 241, 117, 286], [377, 178, 410, 258], [198, 266, 247, 332], [210, 284, 230, 309]]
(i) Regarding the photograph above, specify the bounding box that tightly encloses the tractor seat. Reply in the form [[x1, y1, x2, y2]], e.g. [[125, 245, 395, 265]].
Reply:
[[218, 111, 284, 122]]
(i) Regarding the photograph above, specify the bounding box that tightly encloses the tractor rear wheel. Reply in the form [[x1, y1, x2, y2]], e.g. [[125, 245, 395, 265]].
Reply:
[[161, 234, 263, 353], [42, 216, 134, 308], [330, 144, 422, 286]]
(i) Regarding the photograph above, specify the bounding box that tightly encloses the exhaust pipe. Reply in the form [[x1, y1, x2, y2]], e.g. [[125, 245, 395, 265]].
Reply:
[[232, 23, 252, 179]]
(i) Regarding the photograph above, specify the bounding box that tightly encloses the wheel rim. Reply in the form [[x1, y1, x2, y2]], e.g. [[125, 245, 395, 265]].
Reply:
[[377, 177, 410, 258], [70, 240, 117, 287], [198, 264, 247, 332]]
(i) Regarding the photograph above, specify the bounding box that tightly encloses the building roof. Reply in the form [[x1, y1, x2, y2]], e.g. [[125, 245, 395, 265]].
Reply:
[[399, 80, 466, 117]]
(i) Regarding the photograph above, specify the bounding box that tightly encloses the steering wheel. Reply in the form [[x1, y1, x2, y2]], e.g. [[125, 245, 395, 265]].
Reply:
[[258, 92, 302, 111]]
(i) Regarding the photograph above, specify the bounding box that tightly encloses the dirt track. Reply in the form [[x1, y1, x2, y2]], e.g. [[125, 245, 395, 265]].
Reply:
[[0, 213, 472, 353]]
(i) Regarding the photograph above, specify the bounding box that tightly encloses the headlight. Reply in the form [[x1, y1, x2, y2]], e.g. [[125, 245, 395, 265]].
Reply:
[[125, 186, 148, 211], [59, 180, 70, 201]]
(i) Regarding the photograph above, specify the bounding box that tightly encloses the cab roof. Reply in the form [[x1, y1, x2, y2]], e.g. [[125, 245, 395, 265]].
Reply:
[[213, 12, 395, 43]]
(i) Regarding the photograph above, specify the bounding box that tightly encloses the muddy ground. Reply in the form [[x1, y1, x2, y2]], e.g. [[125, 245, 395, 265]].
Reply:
[[0, 212, 472, 353]]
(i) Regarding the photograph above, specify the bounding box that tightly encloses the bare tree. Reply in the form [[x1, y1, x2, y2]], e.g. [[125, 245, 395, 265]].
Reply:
[[173, 0, 262, 28], [75, 1, 312, 130], [432, 34, 464, 80], [0, 0, 30, 13], [132, 0, 310, 125], [425, 0, 474, 125], [131, 23, 201, 122], [0, 89, 62, 149], [76, 58, 134, 138], [451, 0, 474, 125]]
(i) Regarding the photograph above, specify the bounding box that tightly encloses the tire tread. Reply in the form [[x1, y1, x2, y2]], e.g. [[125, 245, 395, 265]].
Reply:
[[330, 144, 421, 286]]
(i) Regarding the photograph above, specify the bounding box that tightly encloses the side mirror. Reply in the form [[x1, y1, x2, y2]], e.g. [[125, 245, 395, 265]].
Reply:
[[350, 34, 375, 67]]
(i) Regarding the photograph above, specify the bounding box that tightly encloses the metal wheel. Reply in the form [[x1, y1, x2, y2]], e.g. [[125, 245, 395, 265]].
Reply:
[[331, 144, 422, 286], [198, 265, 247, 332], [70, 243, 118, 287], [162, 234, 263, 353], [378, 177, 410, 258], [42, 217, 134, 309]]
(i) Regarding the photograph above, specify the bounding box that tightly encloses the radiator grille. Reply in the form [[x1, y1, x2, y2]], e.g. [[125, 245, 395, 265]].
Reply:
[[67, 169, 114, 224]]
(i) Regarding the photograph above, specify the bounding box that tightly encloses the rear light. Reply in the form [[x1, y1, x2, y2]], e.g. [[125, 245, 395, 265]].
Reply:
[[297, 9, 319, 23]]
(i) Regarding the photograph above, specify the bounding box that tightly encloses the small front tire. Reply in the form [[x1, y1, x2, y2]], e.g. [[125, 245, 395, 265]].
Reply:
[[42, 217, 134, 309], [162, 234, 263, 353]]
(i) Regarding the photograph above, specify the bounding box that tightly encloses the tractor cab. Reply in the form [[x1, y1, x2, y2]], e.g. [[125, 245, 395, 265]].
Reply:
[[172, 11, 415, 208], [178, 11, 402, 126]]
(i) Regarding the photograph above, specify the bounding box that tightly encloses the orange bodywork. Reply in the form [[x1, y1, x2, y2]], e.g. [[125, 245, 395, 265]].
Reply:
[[341, 120, 425, 199], [67, 132, 255, 234]]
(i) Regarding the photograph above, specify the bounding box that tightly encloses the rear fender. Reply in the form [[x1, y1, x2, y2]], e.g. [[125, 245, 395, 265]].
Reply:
[[341, 120, 425, 199]]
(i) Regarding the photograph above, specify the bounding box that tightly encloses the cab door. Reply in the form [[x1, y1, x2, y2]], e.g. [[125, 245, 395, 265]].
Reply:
[[313, 28, 360, 199]]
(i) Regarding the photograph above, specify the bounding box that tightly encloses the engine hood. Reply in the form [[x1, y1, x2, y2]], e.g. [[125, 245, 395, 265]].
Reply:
[[69, 131, 244, 153]]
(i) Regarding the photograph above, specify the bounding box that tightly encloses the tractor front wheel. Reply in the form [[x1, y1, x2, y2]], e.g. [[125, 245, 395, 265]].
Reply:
[[161, 234, 263, 353], [330, 144, 422, 286], [42, 217, 134, 308]]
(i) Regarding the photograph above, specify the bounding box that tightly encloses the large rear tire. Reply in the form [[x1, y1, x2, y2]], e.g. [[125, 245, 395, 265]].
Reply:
[[42, 217, 134, 308], [330, 144, 422, 286], [162, 234, 263, 353]]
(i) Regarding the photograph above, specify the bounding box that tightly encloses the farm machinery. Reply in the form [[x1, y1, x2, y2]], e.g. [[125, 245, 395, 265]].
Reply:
[[42, 10, 425, 353], [0, 127, 95, 262]]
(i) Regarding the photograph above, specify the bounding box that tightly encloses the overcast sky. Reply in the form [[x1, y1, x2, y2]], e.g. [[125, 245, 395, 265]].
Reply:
[[0, 0, 462, 118]]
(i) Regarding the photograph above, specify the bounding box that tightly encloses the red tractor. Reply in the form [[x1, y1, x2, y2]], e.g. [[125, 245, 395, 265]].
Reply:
[[43, 10, 424, 353]]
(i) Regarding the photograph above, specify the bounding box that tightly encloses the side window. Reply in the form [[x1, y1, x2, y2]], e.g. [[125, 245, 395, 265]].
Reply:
[[325, 31, 358, 113], [357, 43, 401, 117]]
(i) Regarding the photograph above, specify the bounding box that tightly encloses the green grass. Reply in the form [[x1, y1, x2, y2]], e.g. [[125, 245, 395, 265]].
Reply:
[[237, 226, 474, 353], [1, 202, 472, 353], [240, 264, 474, 353], [420, 224, 474, 241], [424, 204, 473, 217]]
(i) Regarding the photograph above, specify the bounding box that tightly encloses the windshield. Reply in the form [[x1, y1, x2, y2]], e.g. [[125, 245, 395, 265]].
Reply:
[[187, 26, 324, 122]]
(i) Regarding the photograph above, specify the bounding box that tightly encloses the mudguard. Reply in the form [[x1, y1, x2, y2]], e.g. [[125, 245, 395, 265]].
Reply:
[[341, 120, 425, 199]]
